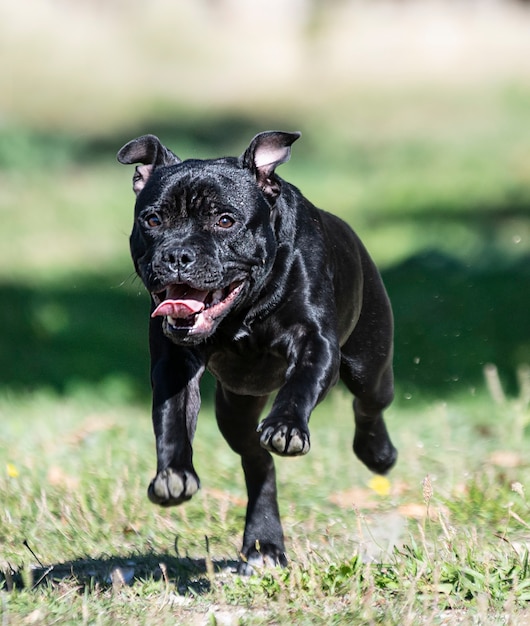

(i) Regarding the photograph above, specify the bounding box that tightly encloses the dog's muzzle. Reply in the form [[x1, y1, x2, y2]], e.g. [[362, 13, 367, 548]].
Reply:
[[151, 281, 245, 337]]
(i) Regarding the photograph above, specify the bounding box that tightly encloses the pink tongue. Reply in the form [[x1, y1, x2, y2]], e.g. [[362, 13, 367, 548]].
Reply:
[[151, 299, 205, 319]]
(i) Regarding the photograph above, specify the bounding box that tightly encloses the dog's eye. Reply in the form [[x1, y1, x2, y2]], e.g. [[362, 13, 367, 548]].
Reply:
[[145, 213, 162, 228], [217, 215, 235, 229]]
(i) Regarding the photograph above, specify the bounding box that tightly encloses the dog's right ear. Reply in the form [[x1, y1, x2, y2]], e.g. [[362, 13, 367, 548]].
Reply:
[[242, 131, 301, 201], [117, 134, 181, 195]]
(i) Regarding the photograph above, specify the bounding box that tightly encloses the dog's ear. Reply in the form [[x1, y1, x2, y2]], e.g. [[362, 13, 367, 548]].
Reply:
[[117, 134, 181, 195], [242, 131, 301, 201]]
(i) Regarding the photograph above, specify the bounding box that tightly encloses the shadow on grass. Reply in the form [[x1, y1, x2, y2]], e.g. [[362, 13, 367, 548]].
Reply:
[[386, 251, 530, 398], [0, 273, 151, 401], [0, 272, 216, 403], [1, 111, 302, 171], [85, 113, 295, 162], [2, 552, 238, 594], [0, 254, 528, 401]]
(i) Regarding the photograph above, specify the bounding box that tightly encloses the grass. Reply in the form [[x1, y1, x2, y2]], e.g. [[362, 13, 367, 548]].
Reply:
[[2, 110, 529, 398], [1, 115, 530, 621], [2, 5, 530, 617], [1, 380, 530, 624], [2, 104, 530, 620]]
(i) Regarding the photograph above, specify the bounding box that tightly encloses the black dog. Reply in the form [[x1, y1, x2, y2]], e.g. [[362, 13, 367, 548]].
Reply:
[[117, 131, 397, 574]]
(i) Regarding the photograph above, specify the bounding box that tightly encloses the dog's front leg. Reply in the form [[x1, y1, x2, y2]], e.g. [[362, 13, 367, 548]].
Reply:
[[147, 321, 205, 506], [258, 329, 339, 456]]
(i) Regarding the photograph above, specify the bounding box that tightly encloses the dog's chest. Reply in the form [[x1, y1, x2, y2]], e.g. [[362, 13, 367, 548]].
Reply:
[[207, 347, 287, 396]]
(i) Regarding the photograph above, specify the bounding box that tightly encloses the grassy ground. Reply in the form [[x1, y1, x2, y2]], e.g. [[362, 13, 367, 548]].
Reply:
[[1, 384, 530, 624], [2, 5, 530, 618], [1, 115, 529, 624], [2, 103, 530, 622]]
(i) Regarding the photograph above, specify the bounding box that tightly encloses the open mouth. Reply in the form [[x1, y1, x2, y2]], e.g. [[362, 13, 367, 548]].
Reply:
[[151, 281, 244, 335]]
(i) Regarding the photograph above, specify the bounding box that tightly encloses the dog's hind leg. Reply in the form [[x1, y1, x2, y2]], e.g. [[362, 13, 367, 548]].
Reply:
[[215, 385, 287, 574], [339, 278, 397, 475]]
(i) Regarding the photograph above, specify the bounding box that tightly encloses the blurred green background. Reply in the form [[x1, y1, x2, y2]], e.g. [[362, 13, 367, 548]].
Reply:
[[1, 0, 530, 404]]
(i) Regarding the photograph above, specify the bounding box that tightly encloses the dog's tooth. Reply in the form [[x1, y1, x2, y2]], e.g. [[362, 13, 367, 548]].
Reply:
[[167, 315, 176, 326], [212, 289, 223, 305]]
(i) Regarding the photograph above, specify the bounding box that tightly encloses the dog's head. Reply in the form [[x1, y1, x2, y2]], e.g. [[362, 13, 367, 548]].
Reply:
[[118, 131, 300, 344]]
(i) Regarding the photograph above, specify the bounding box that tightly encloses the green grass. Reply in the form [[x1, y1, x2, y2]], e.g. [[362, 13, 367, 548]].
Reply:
[[2, 75, 530, 622], [1, 383, 530, 624]]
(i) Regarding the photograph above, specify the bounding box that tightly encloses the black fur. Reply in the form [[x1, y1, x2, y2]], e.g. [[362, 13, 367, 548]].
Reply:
[[117, 131, 397, 574]]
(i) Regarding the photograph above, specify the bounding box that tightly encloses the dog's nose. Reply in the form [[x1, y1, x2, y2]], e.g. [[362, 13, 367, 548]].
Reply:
[[166, 247, 196, 271]]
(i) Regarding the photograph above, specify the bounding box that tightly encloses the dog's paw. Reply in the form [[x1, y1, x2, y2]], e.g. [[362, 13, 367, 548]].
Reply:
[[237, 543, 288, 576], [147, 468, 200, 506], [257, 419, 310, 456], [353, 421, 397, 475]]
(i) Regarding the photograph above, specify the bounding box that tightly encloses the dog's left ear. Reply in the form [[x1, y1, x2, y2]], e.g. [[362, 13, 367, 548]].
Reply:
[[242, 131, 301, 201], [117, 134, 182, 195]]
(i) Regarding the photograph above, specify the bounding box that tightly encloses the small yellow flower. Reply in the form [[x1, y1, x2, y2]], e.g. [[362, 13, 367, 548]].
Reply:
[[368, 475, 391, 497], [6, 463, 19, 478]]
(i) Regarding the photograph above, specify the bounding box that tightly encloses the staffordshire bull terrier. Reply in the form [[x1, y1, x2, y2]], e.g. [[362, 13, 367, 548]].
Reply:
[[117, 131, 397, 574]]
